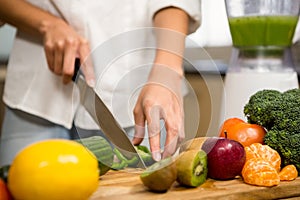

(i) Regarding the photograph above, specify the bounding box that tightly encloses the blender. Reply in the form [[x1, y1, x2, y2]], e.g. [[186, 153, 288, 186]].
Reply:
[[220, 0, 300, 121]]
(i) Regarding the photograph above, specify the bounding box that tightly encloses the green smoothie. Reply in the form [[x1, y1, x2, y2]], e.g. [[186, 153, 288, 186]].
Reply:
[[229, 15, 298, 47]]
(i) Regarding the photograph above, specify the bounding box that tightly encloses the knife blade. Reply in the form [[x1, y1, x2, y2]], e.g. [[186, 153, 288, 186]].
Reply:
[[72, 59, 146, 169]]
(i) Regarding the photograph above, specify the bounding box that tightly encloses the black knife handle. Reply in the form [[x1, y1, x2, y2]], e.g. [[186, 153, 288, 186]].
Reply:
[[72, 58, 82, 82]]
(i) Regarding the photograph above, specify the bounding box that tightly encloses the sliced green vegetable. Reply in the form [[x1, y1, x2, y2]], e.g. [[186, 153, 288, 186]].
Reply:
[[111, 160, 128, 170], [136, 147, 154, 166], [111, 145, 154, 170]]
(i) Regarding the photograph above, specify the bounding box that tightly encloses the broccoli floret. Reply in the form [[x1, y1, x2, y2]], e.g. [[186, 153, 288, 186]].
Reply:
[[272, 92, 300, 133], [243, 89, 282, 130], [283, 88, 300, 97], [244, 88, 300, 172], [264, 129, 300, 171]]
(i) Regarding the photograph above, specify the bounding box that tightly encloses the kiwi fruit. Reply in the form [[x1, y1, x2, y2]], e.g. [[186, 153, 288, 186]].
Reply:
[[176, 150, 208, 187], [140, 157, 177, 192]]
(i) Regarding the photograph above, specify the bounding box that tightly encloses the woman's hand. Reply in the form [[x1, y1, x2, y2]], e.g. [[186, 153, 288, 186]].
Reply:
[[132, 65, 184, 161], [0, 0, 95, 86], [41, 20, 95, 86]]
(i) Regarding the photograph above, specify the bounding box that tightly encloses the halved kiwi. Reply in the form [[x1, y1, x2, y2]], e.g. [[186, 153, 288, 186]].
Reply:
[[140, 157, 177, 193], [176, 150, 208, 187]]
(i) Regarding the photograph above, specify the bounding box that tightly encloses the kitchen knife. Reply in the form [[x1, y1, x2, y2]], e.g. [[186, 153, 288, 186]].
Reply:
[[72, 59, 146, 169]]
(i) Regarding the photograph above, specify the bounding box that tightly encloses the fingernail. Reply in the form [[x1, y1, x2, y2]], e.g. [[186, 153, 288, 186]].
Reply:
[[152, 152, 161, 161], [87, 79, 95, 87]]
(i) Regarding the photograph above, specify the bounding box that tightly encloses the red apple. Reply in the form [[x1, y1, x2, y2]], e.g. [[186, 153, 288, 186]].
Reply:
[[201, 137, 246, 180]]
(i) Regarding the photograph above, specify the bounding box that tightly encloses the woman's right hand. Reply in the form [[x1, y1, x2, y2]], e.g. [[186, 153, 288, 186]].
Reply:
[[0, 0, 95, 87], [41, 19, 95, 87]]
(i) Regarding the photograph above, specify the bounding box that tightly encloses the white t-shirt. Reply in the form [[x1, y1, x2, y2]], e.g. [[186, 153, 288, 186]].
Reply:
[[3, 0, 201, 129]]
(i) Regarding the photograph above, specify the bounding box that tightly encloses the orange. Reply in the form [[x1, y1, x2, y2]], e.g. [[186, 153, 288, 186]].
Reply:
[[219, 117, 245, 135], [219, 118, 266, 147], [8, 139, 99, 200], [244, 143, 281, 172], [242, 158, 280, 187], [279, 165, 298, 181]]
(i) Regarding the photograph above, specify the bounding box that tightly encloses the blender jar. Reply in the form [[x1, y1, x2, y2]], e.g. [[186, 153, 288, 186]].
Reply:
[[220, 0, 300, 121]]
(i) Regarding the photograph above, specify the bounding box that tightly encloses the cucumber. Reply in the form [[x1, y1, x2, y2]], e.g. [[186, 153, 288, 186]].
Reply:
[[77, 137, 154, 172], [76, 136, 114, 176]]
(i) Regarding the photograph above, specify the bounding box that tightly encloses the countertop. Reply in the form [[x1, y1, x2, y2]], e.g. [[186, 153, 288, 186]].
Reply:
[[90, 169, 300, 200]]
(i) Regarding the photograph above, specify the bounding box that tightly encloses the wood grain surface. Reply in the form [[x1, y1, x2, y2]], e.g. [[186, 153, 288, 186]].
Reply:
[[90, 169, 300, 200]]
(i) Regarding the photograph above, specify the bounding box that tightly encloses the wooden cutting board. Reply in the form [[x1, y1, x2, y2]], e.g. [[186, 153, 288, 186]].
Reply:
[[90, 169, 300, 200]]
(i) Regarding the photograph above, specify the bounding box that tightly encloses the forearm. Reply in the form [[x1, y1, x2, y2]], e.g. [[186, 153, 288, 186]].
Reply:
[[0, 0, 64, 37], [153, 7, 189, 77]]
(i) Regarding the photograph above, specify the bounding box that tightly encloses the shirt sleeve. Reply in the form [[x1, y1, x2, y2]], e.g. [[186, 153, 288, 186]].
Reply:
[[148, 0, 202, 34]]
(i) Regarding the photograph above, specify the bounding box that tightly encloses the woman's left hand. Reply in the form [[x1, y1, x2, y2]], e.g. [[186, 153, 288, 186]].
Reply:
[[132, 66, 184, 161]]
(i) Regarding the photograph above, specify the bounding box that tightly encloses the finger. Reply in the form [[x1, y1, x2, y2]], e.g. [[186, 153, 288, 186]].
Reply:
[[146, 105, 162, 161], [178, 114, 185, 144], [44, 41, 55, 72], [132, 105, 146, 145], [62, 39, 78, 84], [79, 39, 95, 87], [161, 105, 184, 159], [162, 118, 180, 159], [53, 40, 64, 75]]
